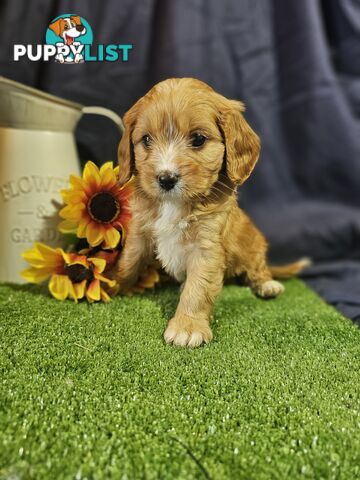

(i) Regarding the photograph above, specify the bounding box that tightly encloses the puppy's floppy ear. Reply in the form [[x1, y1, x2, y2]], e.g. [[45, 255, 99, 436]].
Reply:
[[70, 15, 82, 25], [117, 101, 142, 185], [49, 19, 63, 36], [218, 98, 260, 185]]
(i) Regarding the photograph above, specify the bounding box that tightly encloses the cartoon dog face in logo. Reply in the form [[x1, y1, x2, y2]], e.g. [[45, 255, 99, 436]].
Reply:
[[49, 15, 87, 63]]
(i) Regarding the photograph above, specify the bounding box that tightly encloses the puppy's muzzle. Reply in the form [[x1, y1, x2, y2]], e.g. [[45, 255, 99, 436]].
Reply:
[[157, 171, 179, 191]]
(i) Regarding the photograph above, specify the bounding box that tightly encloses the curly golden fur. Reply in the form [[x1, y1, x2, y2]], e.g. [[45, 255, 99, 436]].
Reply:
[[112, 78, 307, 347]]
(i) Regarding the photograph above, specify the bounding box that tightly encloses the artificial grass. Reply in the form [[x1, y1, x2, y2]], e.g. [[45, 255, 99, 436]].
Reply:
[[0, 280, 360, 480]]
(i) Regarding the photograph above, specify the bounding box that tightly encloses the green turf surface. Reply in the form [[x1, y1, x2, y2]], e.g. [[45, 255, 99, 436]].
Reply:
[[1, 280, 360, 480]]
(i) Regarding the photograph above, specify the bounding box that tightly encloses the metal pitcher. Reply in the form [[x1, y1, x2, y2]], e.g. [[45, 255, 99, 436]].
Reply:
[[0, 76, 123, 282]]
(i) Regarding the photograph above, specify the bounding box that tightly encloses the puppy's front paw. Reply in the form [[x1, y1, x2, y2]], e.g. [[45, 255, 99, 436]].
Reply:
[[164, 315, 213, 348], [256, 280, 285, 298]]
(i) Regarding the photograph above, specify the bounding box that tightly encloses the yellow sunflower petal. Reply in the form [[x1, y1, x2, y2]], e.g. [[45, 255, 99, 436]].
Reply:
[[83, 161, 101, 187], [141, 268, 160, 287], [86, 279, 101, 302], [67, 281, 78, 302], [86, 222, 104, 247], [61, 189, 87, 204], [93, 250, 120, 267], [59, 203, 86, 220], [34, 243, 62, 257], [22, 243, 63, 267], [73, 280, 87, 300], [96, 274, 116, 287], [62, 251, 89, 268], [89, 257, 106, 273], [78, 247, 91, 255], [100, 288, 111, 303], [103, 227, 121, 249], [22, 248, 46, 267], [99, 163, 117, 188], [21, 267, 53, 283], [61, 251, 72, 265], [99, 161, 114, 175], [58, 219, 78, 234], [69, 174, 85, 190], [48, 274, 70, 301], [119, 175, 135, 191], [77, 218, 90, 238]]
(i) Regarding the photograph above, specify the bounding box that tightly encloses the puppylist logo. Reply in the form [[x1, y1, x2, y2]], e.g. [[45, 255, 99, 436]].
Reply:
[[14, 14, 132, 64]]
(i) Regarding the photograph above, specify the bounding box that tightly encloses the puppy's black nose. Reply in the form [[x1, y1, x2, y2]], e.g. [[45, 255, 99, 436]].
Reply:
[[158, 172, 179, 191], [76, 24, 84, 32]]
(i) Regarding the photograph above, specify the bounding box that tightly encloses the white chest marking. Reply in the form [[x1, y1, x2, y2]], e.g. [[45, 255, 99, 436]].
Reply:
[[153, 201, 190, 282]]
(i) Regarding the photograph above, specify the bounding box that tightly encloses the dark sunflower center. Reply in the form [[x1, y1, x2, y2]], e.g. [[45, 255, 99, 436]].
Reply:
[[65, 264, 94, 283], [88, 192, 120, 224]]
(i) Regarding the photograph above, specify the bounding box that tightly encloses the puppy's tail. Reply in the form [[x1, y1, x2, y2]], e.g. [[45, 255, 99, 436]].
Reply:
[[269, 257, 311, 279]]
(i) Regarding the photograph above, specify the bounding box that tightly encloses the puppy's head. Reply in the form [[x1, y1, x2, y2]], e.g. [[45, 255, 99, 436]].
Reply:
[[49, 16, 86, 43], [118, 78, 260, 201]]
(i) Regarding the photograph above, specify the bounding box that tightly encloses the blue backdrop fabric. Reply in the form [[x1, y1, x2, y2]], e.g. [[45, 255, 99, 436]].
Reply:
[[1, 0, 359, 322]]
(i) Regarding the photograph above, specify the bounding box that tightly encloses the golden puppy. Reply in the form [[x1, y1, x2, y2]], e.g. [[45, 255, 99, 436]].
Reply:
[[112, 78, 308, 347]]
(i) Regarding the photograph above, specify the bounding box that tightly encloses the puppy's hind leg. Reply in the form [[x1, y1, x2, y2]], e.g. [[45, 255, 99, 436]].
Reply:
[[245, 257, 285, 299], [254, 279, 285, 298], [251, 257, 312, 298]]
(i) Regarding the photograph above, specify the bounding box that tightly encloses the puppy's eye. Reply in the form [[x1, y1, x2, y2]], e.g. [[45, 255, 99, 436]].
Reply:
[[142, 134, 152, 148], [64, 24, 69, 30], [191, 133, 206, 147]]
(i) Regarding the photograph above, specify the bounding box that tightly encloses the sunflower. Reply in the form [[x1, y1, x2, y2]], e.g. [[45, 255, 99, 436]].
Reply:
[[59, 161, 133, 249], [78, 247, 160, 295], [78, 243, 123, 269], [21, 243, 116, 303], [123, 266, 160, 295]]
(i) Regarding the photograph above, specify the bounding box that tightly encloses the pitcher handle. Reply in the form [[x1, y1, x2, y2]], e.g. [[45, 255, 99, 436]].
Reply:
[[82, 106, 124, 134]]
